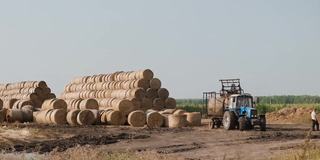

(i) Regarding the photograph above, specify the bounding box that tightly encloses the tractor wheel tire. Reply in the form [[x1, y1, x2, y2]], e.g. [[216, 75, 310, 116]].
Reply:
[[260, 116, 266, 131], [223, 111, 237, 130], [239, 116, 247, 131]]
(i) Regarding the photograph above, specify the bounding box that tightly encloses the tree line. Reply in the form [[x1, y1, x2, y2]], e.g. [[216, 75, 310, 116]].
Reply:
[[258, 95, 320, 104]]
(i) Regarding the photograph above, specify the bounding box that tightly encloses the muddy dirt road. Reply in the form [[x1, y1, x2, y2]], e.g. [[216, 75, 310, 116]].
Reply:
[[0, 121, 318, 160]]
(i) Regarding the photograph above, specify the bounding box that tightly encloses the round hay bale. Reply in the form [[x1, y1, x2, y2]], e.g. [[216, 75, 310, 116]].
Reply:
[[165, 97, 176, 109], [36, 81, 48, 88], [112, 99, 134, 115], [174, 109, 186, 116], [32, 111, 39, 123], [67, 109, 81, 126], [0, 109, 8, 123], [185, 112, 201, 126], [12, 100, 33, 110], [66, 99, 82, 109], [128, 97, 141, 111], [138, 69, 154, 80], [6, 109, 24, 123], [21, 107, 33, 122], [135, 79, 150, 90], [89, 109, 100, 124], [153, 98, 165, 111], [50, 109, 67, 125], [146, 88, 159, 100], [160, 113, 169, 127], [150, 78, 161, 89], [77, 110, 96, 125], [42, 99, 67, 110], [126, 88, 145, 100], [34, 109, 52, 124], [3, 99, 18, 109], [146, 110, 163, 128], [21, 105, 34, 111], [128, 110, 146, 127], [79, 99, 99, 110], [104, 110, 126, 125], [168, 114, 187, 128], [158, 88, 169, 100], [48, 93, 56, 99], [99, 110, 109, 124], [141, 98, 153, 111]]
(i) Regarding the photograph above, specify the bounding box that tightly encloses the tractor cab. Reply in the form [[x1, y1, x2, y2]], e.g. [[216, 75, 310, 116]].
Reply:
[[227, 94, 257, 119], [228, 94, 253, 109]]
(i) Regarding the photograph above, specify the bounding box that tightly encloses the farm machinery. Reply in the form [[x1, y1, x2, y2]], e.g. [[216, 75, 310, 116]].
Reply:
[[203, 79, 266, 131]]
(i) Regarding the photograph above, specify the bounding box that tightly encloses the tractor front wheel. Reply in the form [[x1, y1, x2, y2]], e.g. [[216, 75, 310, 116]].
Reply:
[[223, 111, 236, 130], [239, 116, 248, 131]]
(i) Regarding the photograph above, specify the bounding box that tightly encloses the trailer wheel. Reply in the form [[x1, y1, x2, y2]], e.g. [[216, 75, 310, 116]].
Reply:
[[223, 111, 236, 130], [239, 116, 247, 131]]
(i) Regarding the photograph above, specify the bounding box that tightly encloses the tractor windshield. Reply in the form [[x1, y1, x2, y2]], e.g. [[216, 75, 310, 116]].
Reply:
[[237, 96, 252, 107]]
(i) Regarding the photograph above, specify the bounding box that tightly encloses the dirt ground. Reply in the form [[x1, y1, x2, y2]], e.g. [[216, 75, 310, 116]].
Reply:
[[0, 120, 319, 160]]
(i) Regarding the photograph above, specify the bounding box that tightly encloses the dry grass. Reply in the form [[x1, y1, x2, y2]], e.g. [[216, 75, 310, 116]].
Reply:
[[271, 131, 320, 160], [0, 146, 176, 160]]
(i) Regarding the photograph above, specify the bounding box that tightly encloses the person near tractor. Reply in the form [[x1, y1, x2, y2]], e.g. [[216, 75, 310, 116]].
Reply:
[[311, 108, 319, 131]]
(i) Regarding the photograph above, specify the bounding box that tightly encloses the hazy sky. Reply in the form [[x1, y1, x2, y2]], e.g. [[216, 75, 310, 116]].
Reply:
[[0, 1, 319, 98]]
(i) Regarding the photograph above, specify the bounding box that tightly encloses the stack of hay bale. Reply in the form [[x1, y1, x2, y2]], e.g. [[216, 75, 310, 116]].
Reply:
[[159, 109, 202, 128], [65, 99, 99, 126], [0, 81, 55, 123], [33, 98, 68, 125], [61, 69, 177, 127], [0, 81, 55, 109]]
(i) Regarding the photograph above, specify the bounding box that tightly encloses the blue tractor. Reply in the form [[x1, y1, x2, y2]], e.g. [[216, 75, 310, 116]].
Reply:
[[203, 79, 266, 131]]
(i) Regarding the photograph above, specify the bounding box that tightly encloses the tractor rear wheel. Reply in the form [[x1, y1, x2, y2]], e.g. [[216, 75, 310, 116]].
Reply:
[[223, 111, 236, 130], [260, 116, 266, 131], [239, 116, 247, 131]]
